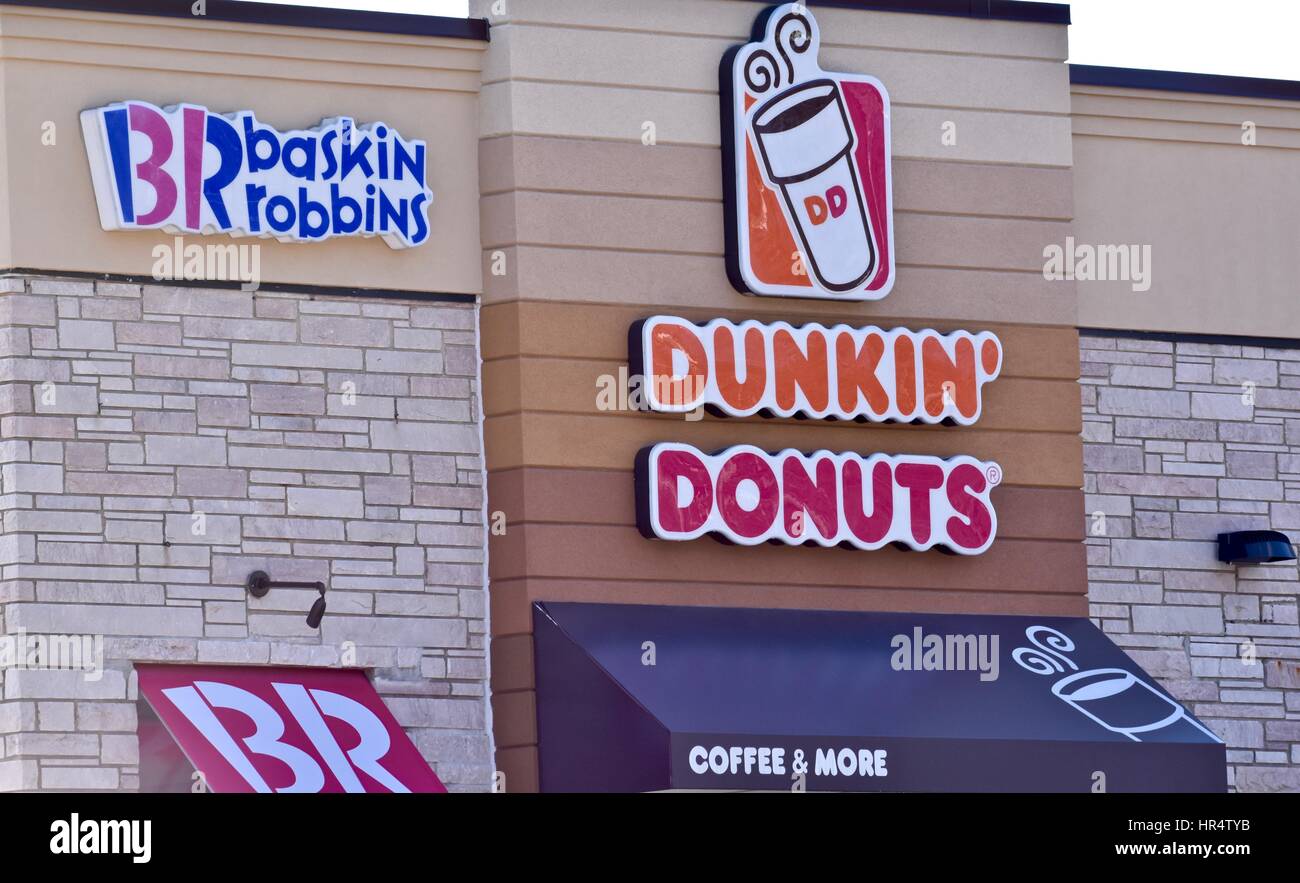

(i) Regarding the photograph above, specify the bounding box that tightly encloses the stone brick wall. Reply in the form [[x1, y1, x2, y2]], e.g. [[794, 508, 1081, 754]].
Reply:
[[1082, 333, 1300, 792], [0, 275, 492, 792]]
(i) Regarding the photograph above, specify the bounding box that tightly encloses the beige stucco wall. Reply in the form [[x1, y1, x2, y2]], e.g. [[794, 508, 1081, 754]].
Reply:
[[0, 4, 485, 294], [1073, 84, 1300, 338]]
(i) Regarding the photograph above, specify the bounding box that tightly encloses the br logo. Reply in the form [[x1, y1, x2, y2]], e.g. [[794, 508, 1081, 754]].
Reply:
[[722, 3, 894, 300]]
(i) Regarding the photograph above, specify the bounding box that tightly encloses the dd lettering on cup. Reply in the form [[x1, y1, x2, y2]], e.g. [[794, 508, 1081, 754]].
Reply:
[[752, 78, 875, 293]]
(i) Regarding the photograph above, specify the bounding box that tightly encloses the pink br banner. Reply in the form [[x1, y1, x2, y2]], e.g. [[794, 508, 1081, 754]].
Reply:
[[138, 664, 446, 793]]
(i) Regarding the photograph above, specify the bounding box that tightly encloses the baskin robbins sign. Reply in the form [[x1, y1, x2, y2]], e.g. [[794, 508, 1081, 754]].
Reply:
[[633, 4, 1004, 556], [80, 100, 432, 249]]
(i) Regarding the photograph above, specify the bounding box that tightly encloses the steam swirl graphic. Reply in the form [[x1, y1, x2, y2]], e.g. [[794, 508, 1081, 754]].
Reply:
[[743, 8, 815, 96], [744, 49, 781, 94], [1012, 626, 1080, 676], [773, 11, 813, 83]]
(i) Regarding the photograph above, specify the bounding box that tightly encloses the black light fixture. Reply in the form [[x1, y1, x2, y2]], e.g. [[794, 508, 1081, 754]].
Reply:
[[1216, 531, 1297, 565], [306, 590, 328, 630], [246, 570, 329, 628]]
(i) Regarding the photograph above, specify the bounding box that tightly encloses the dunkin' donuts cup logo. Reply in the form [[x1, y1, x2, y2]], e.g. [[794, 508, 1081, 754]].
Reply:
[[723, 4, 894, 300]]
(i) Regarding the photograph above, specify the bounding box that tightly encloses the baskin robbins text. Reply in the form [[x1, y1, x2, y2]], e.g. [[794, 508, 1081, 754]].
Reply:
[[80, 100, 433, 249]]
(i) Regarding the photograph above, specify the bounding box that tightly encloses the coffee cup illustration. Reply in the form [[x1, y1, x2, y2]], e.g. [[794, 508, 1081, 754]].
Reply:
[[1051, 668, 1219, 742], [723, 4, 894, 301], [1013, 625, 1222, 744], [751, 79, 875, 292]]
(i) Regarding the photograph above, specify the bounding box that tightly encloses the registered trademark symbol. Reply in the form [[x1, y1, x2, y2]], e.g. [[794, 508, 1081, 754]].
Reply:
[[986, 464, 1002, 487]]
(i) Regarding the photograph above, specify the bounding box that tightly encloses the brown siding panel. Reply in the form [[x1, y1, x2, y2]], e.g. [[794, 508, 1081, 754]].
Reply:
[[489, 578, 1088, 639], [484, 412, 1082, 488], [491, 524, 1085, 594], [490, 468, 1083, 540]]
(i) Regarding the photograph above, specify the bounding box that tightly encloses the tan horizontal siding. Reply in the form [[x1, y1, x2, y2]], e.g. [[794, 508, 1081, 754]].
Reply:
[[481, 81, 1074, 164], [483, 25, 1068, 114], [1073, 86, 1300, 127], [1072, 84, 1300, 338], [5, 44, 482, 94], [481, 137, 1076, 219], [1072, 116, 1300, 149], [484, 251, 1074, 324], [0, 7, 484, 87], [479, 0, 1069, 61], [481, 190, 1069, 270]]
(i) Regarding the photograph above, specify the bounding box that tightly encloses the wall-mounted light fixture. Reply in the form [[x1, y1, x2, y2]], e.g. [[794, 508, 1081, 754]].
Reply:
[[246, 570, 329, 629], [1216, 530, 1297, 566]]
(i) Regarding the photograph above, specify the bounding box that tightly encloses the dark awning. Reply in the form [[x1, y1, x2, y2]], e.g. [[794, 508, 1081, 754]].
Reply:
[[533, 602, 1226, 793]]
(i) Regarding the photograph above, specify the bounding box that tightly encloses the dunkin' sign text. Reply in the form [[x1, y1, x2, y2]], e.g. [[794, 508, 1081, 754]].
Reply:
[[81, 101, 432, 249], [634, 316, 1002, 425]]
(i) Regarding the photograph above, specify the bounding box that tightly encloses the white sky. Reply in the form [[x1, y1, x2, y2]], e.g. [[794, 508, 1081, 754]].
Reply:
[[245, 0, 1300, 81]]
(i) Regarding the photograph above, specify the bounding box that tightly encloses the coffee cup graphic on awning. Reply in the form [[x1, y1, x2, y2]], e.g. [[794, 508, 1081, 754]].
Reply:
[[723, 3, 894, 300], [1012, 626, 1224, 744]]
